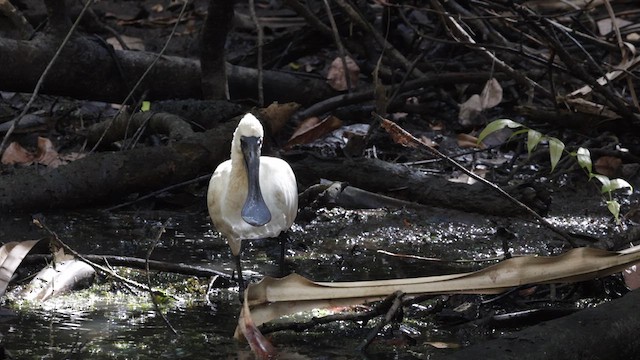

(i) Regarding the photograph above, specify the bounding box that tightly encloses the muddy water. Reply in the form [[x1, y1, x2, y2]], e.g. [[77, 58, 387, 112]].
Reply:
[[0, 202, 614, 359]]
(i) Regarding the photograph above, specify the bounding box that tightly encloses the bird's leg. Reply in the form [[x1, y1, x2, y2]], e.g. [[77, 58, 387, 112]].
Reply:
[[234, 253, 246, 300], [278, 232, 289, 277]]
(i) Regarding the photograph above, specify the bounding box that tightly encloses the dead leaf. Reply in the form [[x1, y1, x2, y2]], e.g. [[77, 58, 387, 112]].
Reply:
[[480, 78, 503, 109], [457, 133, 482, 149], [326, 56, 359, 91], [623, 264, 640, 290], [291, 117, 321, 139], [459, 78, 502, 126], [0, 240, 43, 297], [1, 142, 34, 165], [36, 137, 63, 167], [285, 115, 342, 149], [235, 245, 640, 342], [597, 18, 632, 36], [595, 156, 622, 177], [259, 102, 300, 134], [239, 290, 277, 359], [380, 118, 420, 149], [563, 98, 619, 119], [458, 94, 483, 126]]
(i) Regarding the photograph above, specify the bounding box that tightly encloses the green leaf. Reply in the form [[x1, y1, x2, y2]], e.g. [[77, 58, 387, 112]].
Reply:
[[511, 128, 529, 137], [576, 147, 592, 174], [527, 130, 543, 155], [609, 178, 633, 193], [141, 101, 151, 112], [477, 119, 523, 144], [547, 137, 565, 172], [593, 174, 611, 191], [607, 200, 621, 224]]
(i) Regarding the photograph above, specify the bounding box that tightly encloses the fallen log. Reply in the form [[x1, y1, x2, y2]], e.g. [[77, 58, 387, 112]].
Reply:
[[288, 154, 549, 216], [0, 120, 237, 212], [0, 132, 548, 215], [0, 35, 336, 106], [443, 289, 640, 360]]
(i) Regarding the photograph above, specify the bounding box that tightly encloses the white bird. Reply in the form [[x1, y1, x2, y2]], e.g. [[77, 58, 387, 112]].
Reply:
[[207, 113, 298, 293]]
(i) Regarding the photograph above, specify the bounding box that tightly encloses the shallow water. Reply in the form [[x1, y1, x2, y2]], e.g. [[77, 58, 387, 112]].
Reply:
[[0, 202, 617, 359]]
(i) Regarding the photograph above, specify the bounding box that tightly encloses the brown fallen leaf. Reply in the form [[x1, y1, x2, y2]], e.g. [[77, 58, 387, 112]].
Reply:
[[458, 94, 482, 126], [259, 102, 300, 134], [480, 78, 503, 109], [235, 244, 640, 343], [0, 239, 43, 297], [594, 156, 622, 177], [285, 115, 342, 149], [36, 137, 63, 168], [380, 118, 420, 149], [1, 142, 34, 165], [326, 56, 359, 91], [459, 78, 503, 126], [597, 18, 632, 36], [239, 289, 277, 359], [456, 133, 483, 149]]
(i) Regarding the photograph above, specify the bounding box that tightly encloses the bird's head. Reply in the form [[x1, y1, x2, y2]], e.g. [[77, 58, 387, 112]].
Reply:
[[234, 112, 263, 141]]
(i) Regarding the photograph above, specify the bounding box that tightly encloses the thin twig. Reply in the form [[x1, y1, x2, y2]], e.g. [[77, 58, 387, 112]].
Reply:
[[146, 218, 178, 335], [24, 253, 233, 282]]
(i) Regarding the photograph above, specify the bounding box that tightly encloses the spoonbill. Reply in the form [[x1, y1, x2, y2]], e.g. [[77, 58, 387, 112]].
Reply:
[[207, 113, 298, 293]]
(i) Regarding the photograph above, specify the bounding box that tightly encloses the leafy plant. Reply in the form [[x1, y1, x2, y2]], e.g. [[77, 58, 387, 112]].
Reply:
[[478, 119, 632, 223]]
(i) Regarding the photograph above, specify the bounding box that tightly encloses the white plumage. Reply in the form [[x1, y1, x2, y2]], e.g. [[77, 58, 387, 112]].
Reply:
[[207, 113, 298, 291]]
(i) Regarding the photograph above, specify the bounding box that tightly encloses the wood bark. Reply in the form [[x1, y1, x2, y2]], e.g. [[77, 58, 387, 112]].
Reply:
[[200, 0, 235, 100], [0, 120, 237, 212], [0, 35, 336, 106], [289, 154, 547, 216], [442, 289, 640, 360]]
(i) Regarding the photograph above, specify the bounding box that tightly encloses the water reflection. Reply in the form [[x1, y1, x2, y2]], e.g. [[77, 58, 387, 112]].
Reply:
[[0, 207, 614, 359]]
